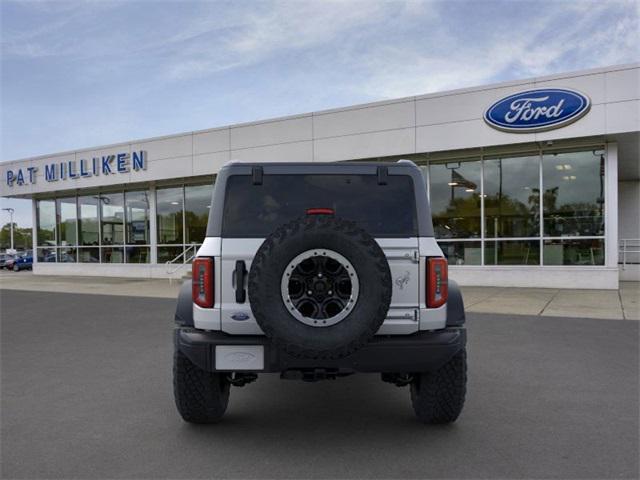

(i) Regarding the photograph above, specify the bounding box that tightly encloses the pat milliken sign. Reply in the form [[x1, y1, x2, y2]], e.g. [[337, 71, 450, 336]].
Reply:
[[484, 88, 591, 133], [5, 150, 147, 187]]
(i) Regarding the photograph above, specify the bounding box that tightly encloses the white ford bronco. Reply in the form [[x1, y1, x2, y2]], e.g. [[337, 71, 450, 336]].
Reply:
[[174, 160, 467, 424]]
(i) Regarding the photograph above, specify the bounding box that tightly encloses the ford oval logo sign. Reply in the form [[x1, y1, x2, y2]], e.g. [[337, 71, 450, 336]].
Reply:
[[484, 88, 591, 133]]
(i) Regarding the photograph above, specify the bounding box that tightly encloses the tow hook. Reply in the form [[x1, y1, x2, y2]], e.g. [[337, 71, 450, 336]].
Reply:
[[226, 372, 258, 387]]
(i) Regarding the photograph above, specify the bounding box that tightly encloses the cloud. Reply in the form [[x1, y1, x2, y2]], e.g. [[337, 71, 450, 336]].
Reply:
[[351, 0, 640, 99]]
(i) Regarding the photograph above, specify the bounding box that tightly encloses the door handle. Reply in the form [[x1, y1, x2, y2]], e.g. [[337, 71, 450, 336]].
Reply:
[[234, 260, 247, 303]]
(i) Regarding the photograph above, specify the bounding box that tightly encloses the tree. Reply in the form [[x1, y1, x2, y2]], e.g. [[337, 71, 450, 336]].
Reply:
[[0, 223, 32, 251]]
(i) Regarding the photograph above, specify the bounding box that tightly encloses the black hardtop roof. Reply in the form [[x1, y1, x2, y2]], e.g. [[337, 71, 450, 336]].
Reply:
[[206, 159, 434, 237], [224, 160, 415, 167]]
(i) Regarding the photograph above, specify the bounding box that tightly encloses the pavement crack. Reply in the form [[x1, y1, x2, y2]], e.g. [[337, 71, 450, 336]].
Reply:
[[538, 289, 561, 316]]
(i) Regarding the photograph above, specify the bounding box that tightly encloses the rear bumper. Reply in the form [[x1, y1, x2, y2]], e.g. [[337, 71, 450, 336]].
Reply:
[[175, 327, 466, 374]]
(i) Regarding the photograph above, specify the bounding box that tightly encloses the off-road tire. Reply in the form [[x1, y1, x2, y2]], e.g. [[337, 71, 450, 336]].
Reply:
[[173, 347, 230, 424], [249, 215, 392, 360], [410, 348, 467, 424]]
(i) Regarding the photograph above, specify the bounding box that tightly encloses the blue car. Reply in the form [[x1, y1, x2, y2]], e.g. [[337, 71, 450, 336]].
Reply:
[[12, 251, 33, 271]]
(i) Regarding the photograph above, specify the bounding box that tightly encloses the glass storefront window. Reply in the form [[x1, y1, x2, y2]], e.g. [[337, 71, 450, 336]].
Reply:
[[157, 187, 184, 244], [100, 193, 124, 245], [101, 247, 124, 263], [37, 246, 56, 262], [485, 240, 540, 265], [542, 150, 605, 237], [78, 247, 99, 263], [126, 246, 150, 263], [58, 247, 76, 263], [158, 245, 183, 264], [429, 159, 481, 238], [56, 197, 77, 246], [438, 241, 481, 266], [185, 184, 212, 244], [543, 238, 604, 265], [125, 190, 150, 245], [36, 200, 56, 246], [484, 154, 540, 238], [78, 196, 99, 246]]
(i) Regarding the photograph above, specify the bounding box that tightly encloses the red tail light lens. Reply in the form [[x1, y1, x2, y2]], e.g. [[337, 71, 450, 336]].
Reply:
[[427, 257, 448, 308], [306, 208, 335, 215], [192, 257, 214, 308]]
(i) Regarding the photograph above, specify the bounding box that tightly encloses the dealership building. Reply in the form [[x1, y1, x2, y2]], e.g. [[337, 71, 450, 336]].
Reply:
[[1, 63, 638, 289]]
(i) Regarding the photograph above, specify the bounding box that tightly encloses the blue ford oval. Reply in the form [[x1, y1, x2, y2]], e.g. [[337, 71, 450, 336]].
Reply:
[[484, 88, 591, 132]]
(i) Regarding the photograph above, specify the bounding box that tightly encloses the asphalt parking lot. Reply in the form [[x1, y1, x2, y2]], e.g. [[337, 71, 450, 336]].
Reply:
[[1, 290, 638, 479]]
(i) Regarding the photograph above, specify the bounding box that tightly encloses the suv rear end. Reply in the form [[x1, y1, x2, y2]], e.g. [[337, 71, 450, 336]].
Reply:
[[174, 161, 466, 424]]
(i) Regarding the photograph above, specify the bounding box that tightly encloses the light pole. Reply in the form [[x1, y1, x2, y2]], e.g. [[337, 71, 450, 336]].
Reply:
[[2, 207, 15, 251]]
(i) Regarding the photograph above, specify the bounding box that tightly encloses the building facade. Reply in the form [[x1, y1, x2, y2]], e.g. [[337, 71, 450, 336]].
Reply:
[[2, 63, 639, 288]]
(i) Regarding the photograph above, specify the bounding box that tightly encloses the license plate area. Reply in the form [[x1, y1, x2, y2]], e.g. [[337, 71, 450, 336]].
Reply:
[[215, 345, 264, 371]]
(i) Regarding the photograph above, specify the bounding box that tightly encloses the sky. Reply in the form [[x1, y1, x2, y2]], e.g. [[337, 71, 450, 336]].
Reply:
[[1, 0, 639, 227]]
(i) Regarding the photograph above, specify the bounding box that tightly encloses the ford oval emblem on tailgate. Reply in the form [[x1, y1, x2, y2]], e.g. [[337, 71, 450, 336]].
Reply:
[[231, 312, 250, 321]]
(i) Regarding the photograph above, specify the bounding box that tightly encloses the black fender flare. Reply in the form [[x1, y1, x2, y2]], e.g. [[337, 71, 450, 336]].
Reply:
[[175, 280, 194, 327], [446, 279, 465, 326]]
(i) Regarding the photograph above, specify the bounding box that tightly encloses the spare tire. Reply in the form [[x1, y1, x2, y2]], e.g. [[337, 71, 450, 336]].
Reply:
[[248, 215, 392, 359]]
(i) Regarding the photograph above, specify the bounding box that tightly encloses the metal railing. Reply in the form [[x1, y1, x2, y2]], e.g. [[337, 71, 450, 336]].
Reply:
[[619, 238, 640, 269], [166, 243, 198, 281]]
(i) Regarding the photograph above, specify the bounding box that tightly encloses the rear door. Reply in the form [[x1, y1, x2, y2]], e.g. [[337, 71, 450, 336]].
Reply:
[[219, 171, 421, 335]]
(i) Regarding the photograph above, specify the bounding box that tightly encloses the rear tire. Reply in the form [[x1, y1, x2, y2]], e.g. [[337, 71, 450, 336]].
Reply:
[[173, 347, 230, 424], [410, 348, 467, 424]]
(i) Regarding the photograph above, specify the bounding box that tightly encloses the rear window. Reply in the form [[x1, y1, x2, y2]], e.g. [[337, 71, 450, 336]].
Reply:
[[222, 174, 417, 237]]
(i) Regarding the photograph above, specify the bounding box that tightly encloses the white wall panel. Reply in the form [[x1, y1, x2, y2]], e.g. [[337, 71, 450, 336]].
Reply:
[[193, 151, 230, 176], [230, 140, 313, 163], [230, 116, 312, 149], [314, 101, 414, 138], [606, 68, 640, 103], [450, 266, 619, 289], [131, 134, 192, 161], [416, 119, 528, 152], [314, 128, 415, 161], [193, 128, 230, 155], [535, 104, 606, 141], [416, 84, 534, 126], [534, 73, 606, 105], [131, 156, 192, 182], [605, 100, 640, 134]]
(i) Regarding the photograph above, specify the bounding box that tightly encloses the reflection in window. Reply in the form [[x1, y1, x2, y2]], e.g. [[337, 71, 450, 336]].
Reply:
[[484, 155, 540, 238], [485, 240, 540, 265], [157, 187, 183, 244], [101, 193, 124, 245], [78, 196, 99, 246], [125, 190, 150, 245], [78, 247, 99, 263], [101, 247, 124, 263], [429, 160, 481, 238], [37, 200, 56, 246], [58, 247, 76, 263], [185, 184, 212, 244], [542, 150, 605, 237], [158, 246, 183, 264], [56, 197, 77, 246], [544, 238, 604, 265], [438, 241, 481, 265], [126, 246, 150, 263], [37, 247, 56, 262]]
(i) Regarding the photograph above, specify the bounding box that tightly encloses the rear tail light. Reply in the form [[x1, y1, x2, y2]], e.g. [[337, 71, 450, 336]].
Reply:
[[306, 208, 335, 215], [427, 257, 448, 308], [192, 257, 214, 308]]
